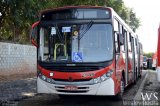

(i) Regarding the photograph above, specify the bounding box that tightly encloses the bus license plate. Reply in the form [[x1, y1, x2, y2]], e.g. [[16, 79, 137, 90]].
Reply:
[[65, 86, 78, 90]]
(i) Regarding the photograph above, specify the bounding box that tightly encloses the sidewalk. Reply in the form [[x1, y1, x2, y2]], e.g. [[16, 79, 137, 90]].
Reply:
[[141, 70, 160, 105]]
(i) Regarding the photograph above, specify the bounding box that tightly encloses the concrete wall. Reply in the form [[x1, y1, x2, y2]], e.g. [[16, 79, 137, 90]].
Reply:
[[0, 42, 36, 78]]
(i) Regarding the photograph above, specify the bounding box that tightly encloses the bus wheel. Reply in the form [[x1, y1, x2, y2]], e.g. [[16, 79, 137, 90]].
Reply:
[[116, 78, 124, 100], [152, 67, 156, 70], [138, 72, 142, 79], [139, 74, 142, 79]]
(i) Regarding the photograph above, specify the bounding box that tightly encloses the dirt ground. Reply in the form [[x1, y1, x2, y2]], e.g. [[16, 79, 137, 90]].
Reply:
[[0, 73, 36, 82]]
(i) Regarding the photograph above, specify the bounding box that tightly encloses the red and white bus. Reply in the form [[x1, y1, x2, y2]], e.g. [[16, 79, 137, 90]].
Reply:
[[30, 6, 143, 98], [152, 52, 157, 70], [157, 25, 160, 82]]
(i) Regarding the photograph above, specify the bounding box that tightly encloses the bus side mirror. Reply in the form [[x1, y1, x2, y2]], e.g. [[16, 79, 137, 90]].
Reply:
[[30, 21, 40, 47]]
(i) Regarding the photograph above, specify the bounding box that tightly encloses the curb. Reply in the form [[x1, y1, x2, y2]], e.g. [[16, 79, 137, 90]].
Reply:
[[133, 72, 148, 100]]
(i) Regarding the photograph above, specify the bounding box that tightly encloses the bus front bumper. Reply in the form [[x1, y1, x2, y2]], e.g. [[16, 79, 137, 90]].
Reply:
[[37, 77, 115, 96]]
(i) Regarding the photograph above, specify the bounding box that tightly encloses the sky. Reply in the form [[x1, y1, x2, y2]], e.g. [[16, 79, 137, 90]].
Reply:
[[123, 0, 160, 53]]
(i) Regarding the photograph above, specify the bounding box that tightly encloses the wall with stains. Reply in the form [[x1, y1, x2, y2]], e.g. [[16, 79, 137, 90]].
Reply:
[[0, 42, 36, 78]]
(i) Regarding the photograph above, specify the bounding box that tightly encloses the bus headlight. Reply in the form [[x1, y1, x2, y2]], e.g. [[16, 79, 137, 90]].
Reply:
[[38, 71, 55, 84], [100, 74, 108, 81], [93, 77, 101, 84], [42, 75, 46, 81], [46, 77, 51, 83], [93, 70, 113, 84], [106, 70, 113, 77]]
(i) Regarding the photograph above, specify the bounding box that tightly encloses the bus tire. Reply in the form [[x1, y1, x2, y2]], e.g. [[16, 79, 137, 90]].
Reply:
[[138, 70, 142, 79], [116, 77, 125, 100], [152, 67, 156, 70], [138, 73, 142, 79]]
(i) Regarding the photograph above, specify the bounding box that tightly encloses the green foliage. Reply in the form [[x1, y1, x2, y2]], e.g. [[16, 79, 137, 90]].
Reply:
[[143, 52, 154, 58], [0, 0, 39, 43], [0, 0, 140, 43], [128, 9, 140, 32]]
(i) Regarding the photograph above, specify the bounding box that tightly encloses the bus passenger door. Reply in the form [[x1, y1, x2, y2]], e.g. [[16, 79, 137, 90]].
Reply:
[[126, 33, 134, 83], [124, 30, 129, 86]]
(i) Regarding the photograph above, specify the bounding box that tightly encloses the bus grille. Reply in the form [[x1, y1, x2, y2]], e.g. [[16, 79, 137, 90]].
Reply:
[[54, 78, 91, 82], [43, 66, 100, 72]]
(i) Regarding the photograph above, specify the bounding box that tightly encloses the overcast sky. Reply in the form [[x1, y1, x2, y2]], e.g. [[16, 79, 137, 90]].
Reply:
[[123, 0, 160, 53]]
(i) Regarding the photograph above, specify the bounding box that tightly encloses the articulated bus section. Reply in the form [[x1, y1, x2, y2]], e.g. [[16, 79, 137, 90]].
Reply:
[[30, 6, 143, 98]]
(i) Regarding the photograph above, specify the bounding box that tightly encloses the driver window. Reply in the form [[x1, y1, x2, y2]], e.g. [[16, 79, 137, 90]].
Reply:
[[115, 32, 120, 53]]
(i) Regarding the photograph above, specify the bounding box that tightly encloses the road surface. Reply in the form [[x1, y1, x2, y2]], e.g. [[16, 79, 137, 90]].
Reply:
[[0, 70, 147, 106]]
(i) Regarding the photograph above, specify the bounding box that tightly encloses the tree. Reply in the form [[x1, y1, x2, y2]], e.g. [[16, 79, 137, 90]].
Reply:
[[143, 52, 154, 58], [0, 0, 140, 43], [0, 0, 40, 43], [43, 0, 140, 31], [128, 9, 140, 32]]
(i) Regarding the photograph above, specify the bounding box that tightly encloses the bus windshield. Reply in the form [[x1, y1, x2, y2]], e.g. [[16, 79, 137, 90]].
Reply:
[[38, 23, 113, 63]]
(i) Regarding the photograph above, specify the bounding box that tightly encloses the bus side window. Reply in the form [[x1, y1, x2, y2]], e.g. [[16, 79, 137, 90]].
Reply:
[[128, 33, 132, 52], [136, 39, 139, 54], [119, 24, 123, 35], [114, 19, 120, 53], [120, 25, 125, 51], [140, 43, 143, 54], [135, 39, 138, 54], [123, 29, 127, 51], [115, 32, 120, 53]]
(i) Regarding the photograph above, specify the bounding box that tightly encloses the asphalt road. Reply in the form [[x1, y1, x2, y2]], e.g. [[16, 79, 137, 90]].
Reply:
[[16, 70, 147, 106]]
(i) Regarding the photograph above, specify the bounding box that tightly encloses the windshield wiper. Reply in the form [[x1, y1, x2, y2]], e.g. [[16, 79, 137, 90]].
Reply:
[[78, 20, 94, 40]]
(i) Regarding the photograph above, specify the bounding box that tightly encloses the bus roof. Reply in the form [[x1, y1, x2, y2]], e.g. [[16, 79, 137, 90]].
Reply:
[[40, 5, 137, 38], [40, 6, 112, 15]]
